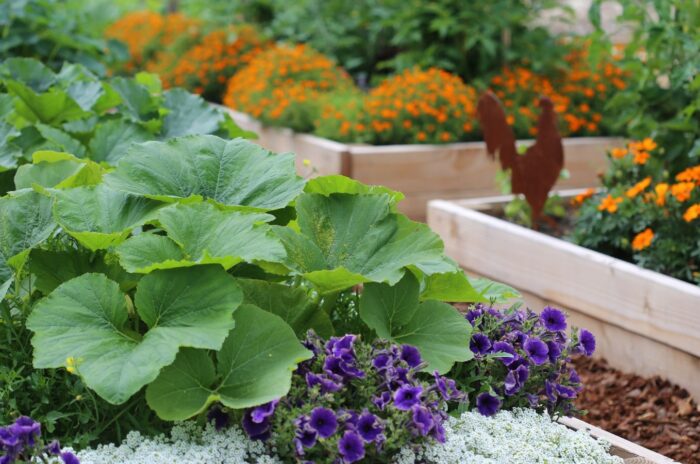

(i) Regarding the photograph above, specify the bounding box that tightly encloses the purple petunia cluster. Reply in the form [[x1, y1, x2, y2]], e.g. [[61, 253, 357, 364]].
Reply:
[[0, 416, 78, 464], [232, 332, 464, 463], [464, 304, 595, 417]]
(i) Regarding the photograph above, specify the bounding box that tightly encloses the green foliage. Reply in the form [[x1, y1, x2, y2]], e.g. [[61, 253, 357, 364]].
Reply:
[[0, 0, 128, 75], [588, 0, 700, 173], [0, 134, 512, 445], [0, 58, 250, 188]]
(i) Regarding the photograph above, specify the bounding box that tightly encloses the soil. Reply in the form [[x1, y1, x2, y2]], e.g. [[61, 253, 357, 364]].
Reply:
[[574, 357, 700, 464]]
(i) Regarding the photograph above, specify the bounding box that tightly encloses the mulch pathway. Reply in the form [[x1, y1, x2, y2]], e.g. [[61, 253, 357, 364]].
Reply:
[[574, 357, 700, 464]]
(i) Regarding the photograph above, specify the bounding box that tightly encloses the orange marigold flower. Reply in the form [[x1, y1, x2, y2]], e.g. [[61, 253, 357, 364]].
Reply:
[[641, 137, 657, 151], [631, 228, 654, 251], [598, 194, 623, 213], [655, 183, 669, 206], [625, 177, 652, 198], [633, 151, 650, 165], [571, 188, 596, 206], [671, 182, 695, 202], [610, 147, 628, 159], [676, 165, 700, 184], [683, 204, 700, 222]]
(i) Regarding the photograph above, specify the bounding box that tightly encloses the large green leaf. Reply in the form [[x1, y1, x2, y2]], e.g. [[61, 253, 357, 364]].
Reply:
[[275, 192, 471, 294], [104, 135, 305, 210], [35, 124, 86, 157], [27, 266, 242, 404], [88, 119, 150, 164], [110, 77, 158, 123], [161, 89, 223, 138], [115, 202, 286, 273], [0, 191, 56, 296], [237, 278, 333, 338], [145, 304, 312, 420], [14, 151, 103, 190], [0, 58, 56, 92], [52, 184, 163, 250], [5, 81, 87, 124], [359, 273, 473, 374], [305, 175, 404, 205]]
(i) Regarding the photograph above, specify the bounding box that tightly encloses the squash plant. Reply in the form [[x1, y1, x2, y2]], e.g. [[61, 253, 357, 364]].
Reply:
[[3, 134, 516, 423], [0, 57, 251, 194]]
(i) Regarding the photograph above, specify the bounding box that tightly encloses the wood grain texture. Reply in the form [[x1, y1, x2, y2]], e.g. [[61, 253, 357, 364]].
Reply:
[[429, 199, 700, 399]]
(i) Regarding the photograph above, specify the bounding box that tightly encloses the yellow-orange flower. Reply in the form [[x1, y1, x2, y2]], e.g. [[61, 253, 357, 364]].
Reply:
[[683, 204, 700, 222], [572, 188, 596, 206], [640, 137, 657, 151], [610, 147, 627, 159], [676, 165, 700, 184], [625, 177, 651, 198], [654, 183, 669, 206], [633, 151, 650, 165], [598, 194, 623, 213], [631, 228, 654, 251], [671, 182, 695, 202]]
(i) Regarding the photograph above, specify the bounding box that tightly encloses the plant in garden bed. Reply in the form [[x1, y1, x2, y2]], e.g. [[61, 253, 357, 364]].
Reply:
[[0, 416, 80, 464], [224, 44, 354, 132], [573, 139, 700, 285], [0, 57, 250, 194]]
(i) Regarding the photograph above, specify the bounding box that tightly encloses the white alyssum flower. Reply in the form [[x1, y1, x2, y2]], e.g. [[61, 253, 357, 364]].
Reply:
[[75, 409, 623, 463], [397, 408, 624, 464]]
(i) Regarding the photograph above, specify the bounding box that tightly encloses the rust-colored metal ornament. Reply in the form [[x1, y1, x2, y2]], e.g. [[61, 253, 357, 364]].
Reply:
[[477, 91, 564, 225]]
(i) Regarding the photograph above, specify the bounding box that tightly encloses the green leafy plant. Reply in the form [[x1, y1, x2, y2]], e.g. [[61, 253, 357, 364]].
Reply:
[[1, 134, 513, 446]]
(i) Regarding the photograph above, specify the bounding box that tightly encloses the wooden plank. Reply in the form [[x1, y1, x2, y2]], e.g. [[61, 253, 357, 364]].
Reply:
[[562, 417, 677, 463], [427, 199, 700, 362]]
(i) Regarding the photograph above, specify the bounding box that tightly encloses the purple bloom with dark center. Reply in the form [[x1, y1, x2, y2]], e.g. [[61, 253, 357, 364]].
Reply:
[[433, 371, 463, 401], [547, 341, 562, 363], [338, 431, 365, 463], [242, 410, 271, 440], [465, 308, 483, 325], [47, 440, 61, 455], [324, 355, 365, 380], [540, 307, 567, 332], [492, 341, 518, 366], [306, 372, 343, 393], [470, 333, 492, 355], [309, 407, 338, 438], [206, 405, 230, 431], [393, 384, 422, 410], [524, 336, 549, 365], [0, 427, 19, 449], [504, 364, 530, 396], [476, 392, 501, 416], [356, 412, 383, 442], [509, 330, 528, 346], [411, 405, 434, 436], [555, 384, 577, 399], [294, 416, 318, 452], [326, 335, 356, 356], [10, 416, 41, 445], [400, 345, 422, 368], [579, 329, 596, 356], [60, 452, 80, 464], [372, 391, 392, 410], [372, 352, 392, 370]]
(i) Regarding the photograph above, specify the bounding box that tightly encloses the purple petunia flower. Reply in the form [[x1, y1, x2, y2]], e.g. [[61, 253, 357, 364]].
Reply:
[[251, 400, 279, 424], [492, 341, 518, 366], [324, 355, 365, 380], [306, 372, 343, 393], [356, 412, 383, 442], [555, 384, 577, 399], [546, 340, 562, 363], [470, 333, 492, 355], [206, 405, 230, 431], [545, 380, 557, 402], [393, 384, 422, 410], [295, 427, 317, 449], [338, 431, 365, 463], [540, 307, 567, 332], [326, 335, 356, 357], [526, 393, 540, 408], [372, 391, 392, 411], [433, 371, 463, 401], [60, 451, 80, 464], [46, 440, 61, 455], [476, 392, 501, 416], [504, 364, 529, 396], [371, 352, 392, 370], [524, 336, 549, 365], [508, 330, 528, 346], [242, 410, 271, 440], [411, 405, 434, 436], [400, 345, 422, 368], [10, 416, 41, 445], [465, 308, 483, 325], [579, 329, 596, 356], [309, 407, 338, 438]]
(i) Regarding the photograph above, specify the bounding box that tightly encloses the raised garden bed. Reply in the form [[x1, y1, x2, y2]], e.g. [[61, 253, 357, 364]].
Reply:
[[427, 191, 700, 400], [228, 109, 622, 221]]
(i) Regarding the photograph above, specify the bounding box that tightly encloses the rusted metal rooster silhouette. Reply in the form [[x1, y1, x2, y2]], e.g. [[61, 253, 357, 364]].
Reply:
[[477, 91, 564, 226]]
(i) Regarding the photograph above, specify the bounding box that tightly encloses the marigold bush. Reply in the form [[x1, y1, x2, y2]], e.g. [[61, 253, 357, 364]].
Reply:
[[489, 46, 625, 138], [163, 25, 270, 102], [105, 11, 201, 72], [223, 44, 354, 132], [573, 139, 700, 285], [316, 68, 478, 145]]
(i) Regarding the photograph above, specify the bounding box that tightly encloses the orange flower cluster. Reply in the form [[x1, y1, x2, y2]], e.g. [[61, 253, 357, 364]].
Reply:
[[317, 68, 478, 145], [223, 44, 353, 132], [598, 194, 623, 213], [684, 204, 700, 222], [631, 228, 654, 251], [571, 188, 596, 206], [489, 46, 625, 137], [162, 26, 270, 101], [609, 138, 658, 165], [106, 11, 200, 72]]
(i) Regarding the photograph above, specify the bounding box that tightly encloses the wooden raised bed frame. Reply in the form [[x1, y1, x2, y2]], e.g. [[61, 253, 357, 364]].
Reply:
[[427, 192, 700, 402], [228, 109, 623, 221]]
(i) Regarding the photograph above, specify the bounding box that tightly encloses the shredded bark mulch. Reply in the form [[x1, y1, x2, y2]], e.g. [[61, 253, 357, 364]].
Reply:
[[574, 357, 700, 464]]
